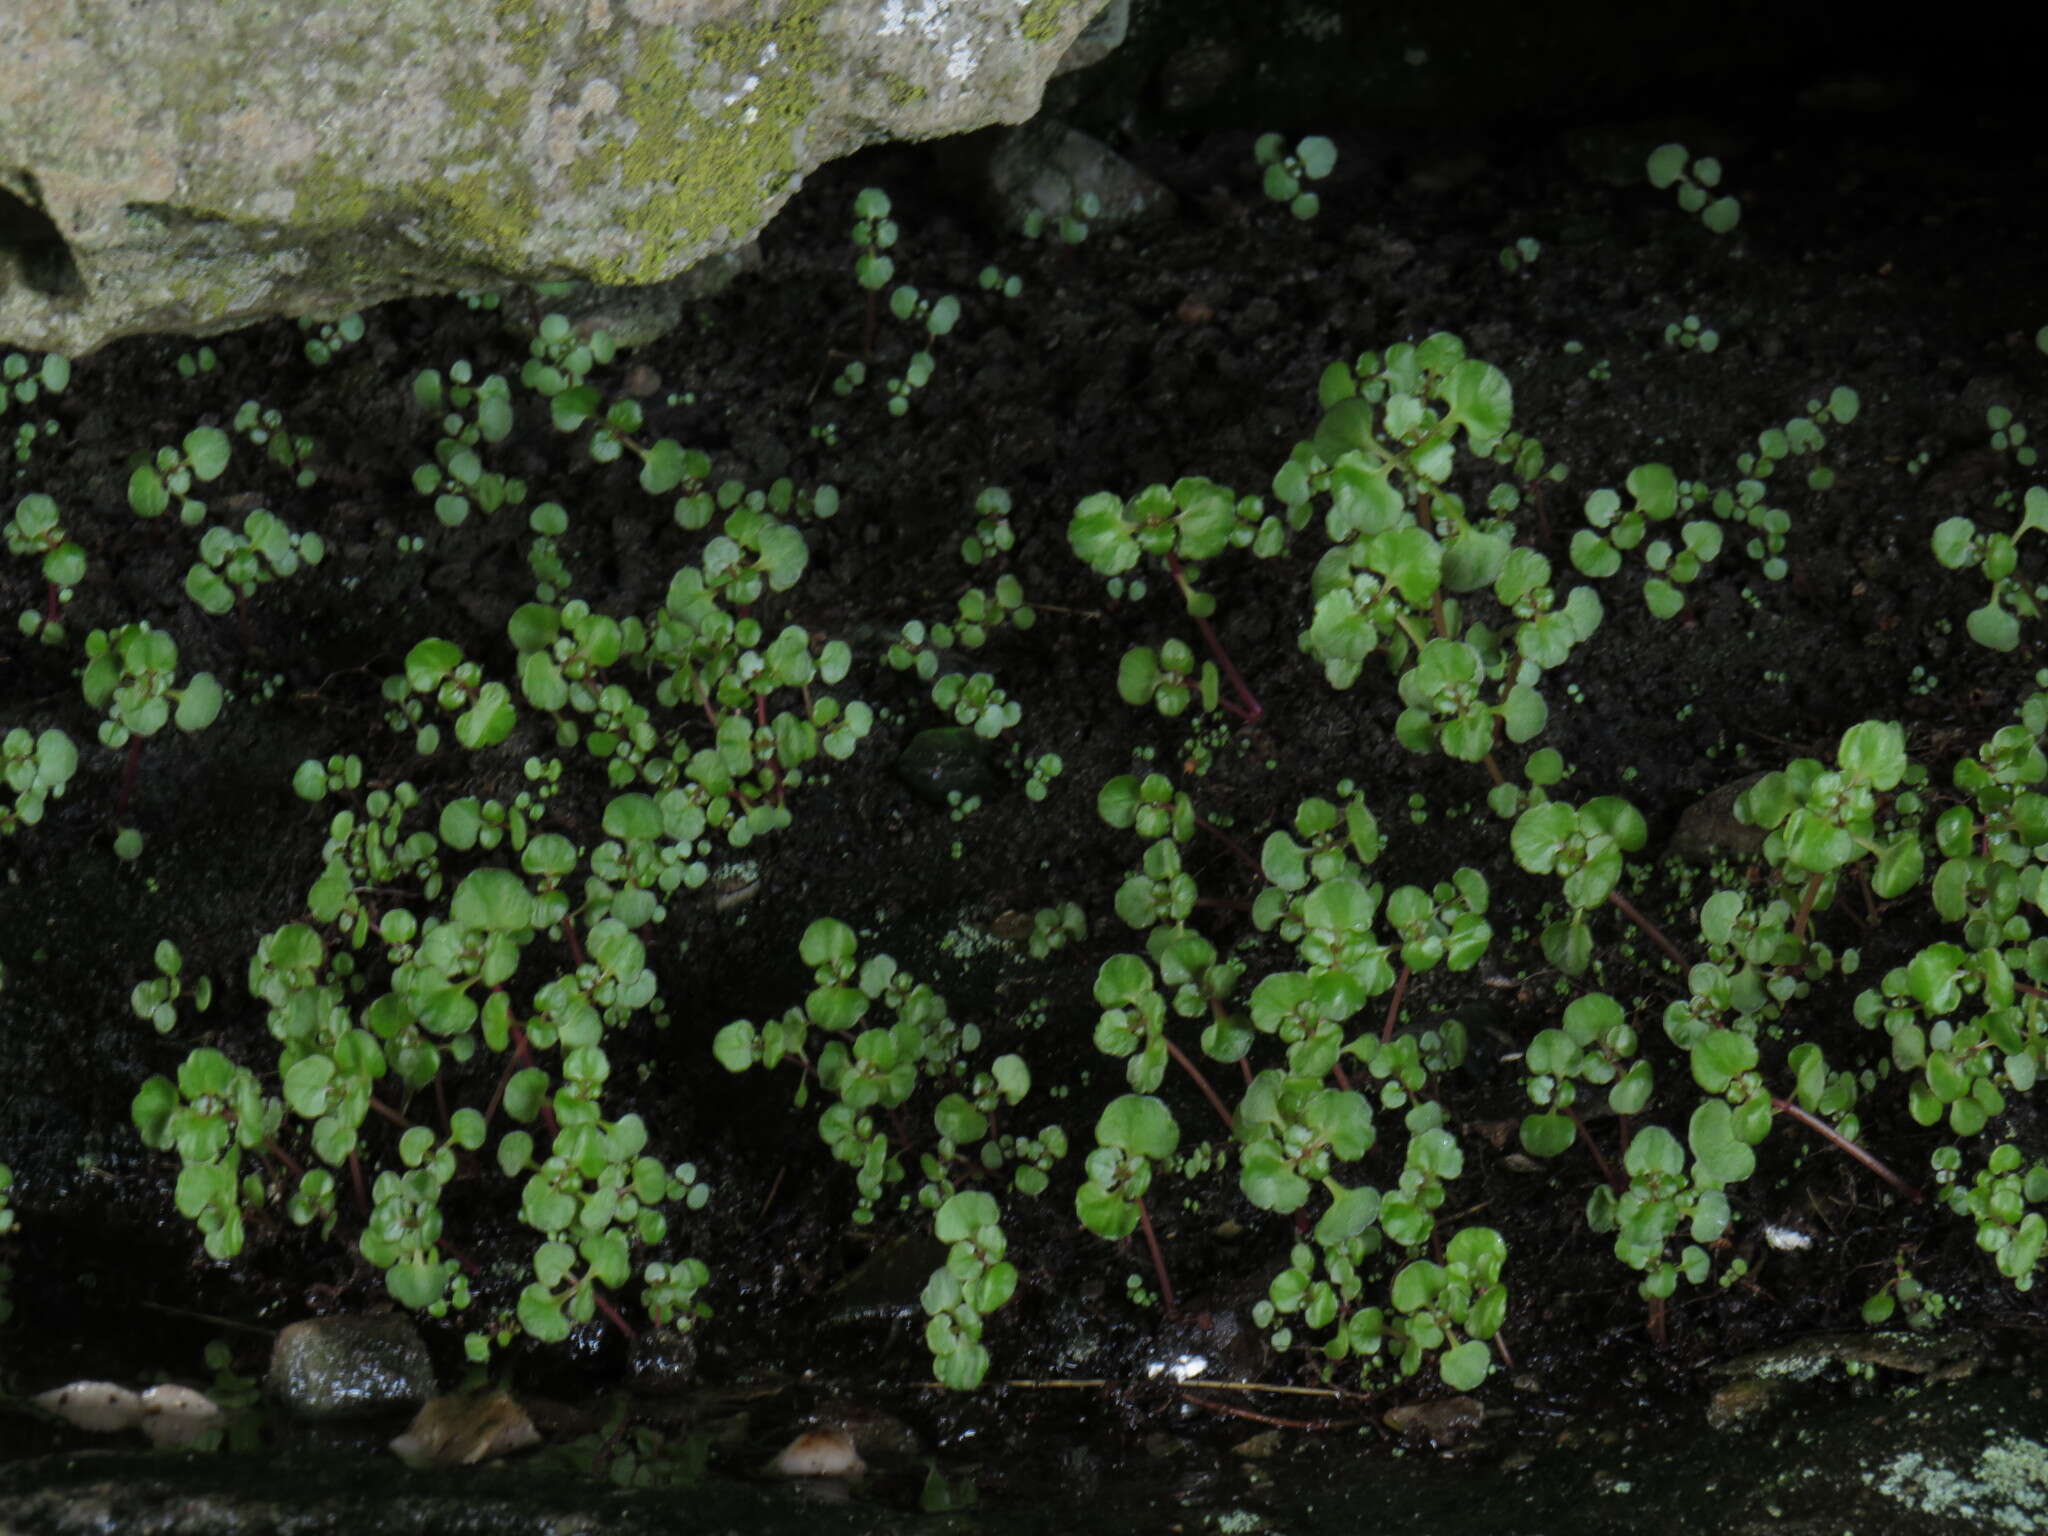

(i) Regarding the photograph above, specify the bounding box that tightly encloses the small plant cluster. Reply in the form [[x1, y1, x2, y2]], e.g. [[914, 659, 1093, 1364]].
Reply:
[[9, 125, 2048, 1427], [1570, 386, 1859, 604], [836, 188, 962, 417], [0, 423, 321, 848], [1053, 320, 2046, 1381], [133, 796, 720, 1355], [1932, 412, 2047, 650], [0, 723, 77, 837], [299, 312, 366, 366], [6, 493, 85, 643], [1076, 764, 1507, 1389], [1254, 133, 1338, 220], [1, 346, 70, 464], [713, 917, 1063, 1388], [1021, 189, 1100, 247], [1646, 143, 1740, 234], [123, 308, 879, 1363]]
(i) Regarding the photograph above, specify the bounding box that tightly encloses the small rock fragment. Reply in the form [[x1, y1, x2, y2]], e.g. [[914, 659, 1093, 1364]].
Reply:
[[1232, 1429, 1284, 1459], [35, 1381, 143, 1433], [139, 1384, 224, 1447], [771, 1428, 865, 1478], [1706, 1376, 1780, 1429], [1382, 1395, 1486, 1445]]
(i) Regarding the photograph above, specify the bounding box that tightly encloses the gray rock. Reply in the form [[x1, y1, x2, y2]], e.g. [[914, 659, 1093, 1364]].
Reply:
[[268, 1314, 435, 1421], [1667, 773, 1768, 863], [0, 0, 1115, 356], [972, 118, 1170, 237]]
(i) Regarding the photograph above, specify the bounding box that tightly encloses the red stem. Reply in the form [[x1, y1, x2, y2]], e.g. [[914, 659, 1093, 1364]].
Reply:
[[1193, 814, 1262, 878], [1772, 1097, 1921, 1203], [1567, 1105, 1624, 1193], [1166, 552, 1263, 723], [590, 1284, 639, 1342], [1605, 888, 1687, 971], [1792, 871, 1826, 942], [116, 736, 143, 819], [1380, 965, 1412, 1044], [1134, 1196, 1178, 1320], [1164, 1036, 1235, 1135]]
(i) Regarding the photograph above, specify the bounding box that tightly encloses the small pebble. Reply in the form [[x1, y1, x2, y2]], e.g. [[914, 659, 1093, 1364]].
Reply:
[[771, 1428, 865, 1478], [35, 1381, 143, 1433]]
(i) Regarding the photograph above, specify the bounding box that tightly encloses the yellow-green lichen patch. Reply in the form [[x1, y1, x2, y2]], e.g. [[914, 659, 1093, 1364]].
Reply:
[[563, 0, 836, 286], [1021, 0, 1092, 44]]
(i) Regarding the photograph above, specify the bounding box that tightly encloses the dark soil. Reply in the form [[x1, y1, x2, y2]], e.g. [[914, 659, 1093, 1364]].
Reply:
[[3, 74, 2047, 1502]]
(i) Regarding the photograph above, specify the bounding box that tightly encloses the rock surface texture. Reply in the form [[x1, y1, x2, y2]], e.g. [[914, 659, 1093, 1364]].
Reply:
[[0, 0, 1109, 355]]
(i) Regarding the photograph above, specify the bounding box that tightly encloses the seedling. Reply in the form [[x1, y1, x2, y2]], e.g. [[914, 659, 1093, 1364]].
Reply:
[[129, 427, 232, 525], [1646, 143, 1740, 234], [81, 622, 224, 821], [5, 493, 85, 642], [1255, 133, 1337, 220], [300, 312, 365, 365]]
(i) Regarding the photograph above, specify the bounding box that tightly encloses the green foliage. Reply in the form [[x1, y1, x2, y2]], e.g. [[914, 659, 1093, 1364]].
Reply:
[[130, 939, 214, 1034], [1932, 482, 2047, 651], [1520, 992, 1650, 1154], [185, 508, 326, 616], [1571, 389, 1858, 605], [1076, 1093, 1179, 1240], [961, 486, 1015, 566], [1499, 236, 1541, 275], [1021, 189, 1100, 246], [1510, 795, 1647, 973], [129, 427, 232, 525], [1, 347, 71, 411], [412, 359, 523, 527], [300, 311, 365, 366], [1937, 1142, 2048, 1290], [232, 399, 318, 487], [1585, 1122, 1732, 1301], [714, 918, 1051, 1384], [6, 493, 86, 643], [52, 140, 2048, 1408], [1027, 901, 1085, 958], [1663, 313, 1719, 353], [1861, 1251, 1947, 1329], [1277, 334, 1596, 772], [1646, 143, 1740, 234], [851, 186, 898, 292], [81, 623, 222, 748], [1, 348, 67, 464], [0, 724, 77, 834], [1254, 133, 1337, 220]]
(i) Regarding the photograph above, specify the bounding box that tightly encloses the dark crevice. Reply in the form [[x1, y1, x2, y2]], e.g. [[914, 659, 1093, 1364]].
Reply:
[[0, 171, 85, 299]]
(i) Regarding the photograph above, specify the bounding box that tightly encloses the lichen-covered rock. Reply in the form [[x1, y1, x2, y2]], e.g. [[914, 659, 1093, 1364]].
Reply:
[[0, 0, 1114, 355], [268, 1314, 435, 1420]]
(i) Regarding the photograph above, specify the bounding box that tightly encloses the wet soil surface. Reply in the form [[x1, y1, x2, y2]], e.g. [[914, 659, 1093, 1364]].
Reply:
[[3, 87, 2047, 1527]]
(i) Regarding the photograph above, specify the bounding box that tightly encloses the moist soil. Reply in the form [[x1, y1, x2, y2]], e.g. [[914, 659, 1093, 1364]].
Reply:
[[3, 89, 2047, 1524]]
